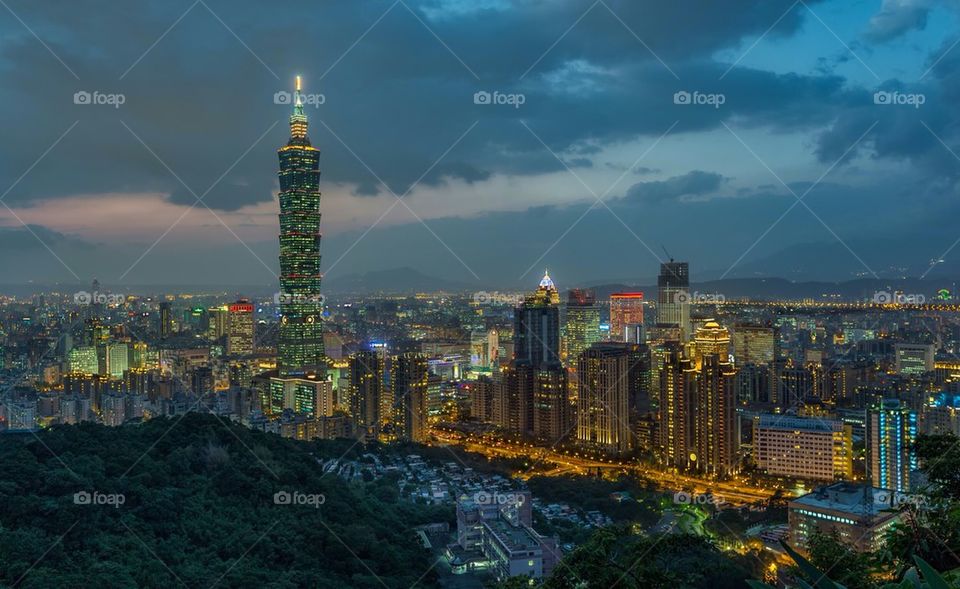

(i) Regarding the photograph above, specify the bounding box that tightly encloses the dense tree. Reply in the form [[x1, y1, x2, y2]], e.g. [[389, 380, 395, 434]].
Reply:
[[0, 414, 441, 588]]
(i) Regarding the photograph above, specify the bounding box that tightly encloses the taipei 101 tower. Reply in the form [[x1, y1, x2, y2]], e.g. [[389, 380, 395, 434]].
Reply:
[[276, 76, 325, 379]]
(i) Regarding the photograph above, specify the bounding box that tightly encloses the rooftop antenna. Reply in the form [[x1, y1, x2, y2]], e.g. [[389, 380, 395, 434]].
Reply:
[[661, 245, 673, 262]]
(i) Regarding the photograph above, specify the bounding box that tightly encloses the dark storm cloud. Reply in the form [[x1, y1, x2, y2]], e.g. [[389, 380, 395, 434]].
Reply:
[[621, 171, 725, 204], [0, 0, 831, 210], [0, 225, 90, 252]]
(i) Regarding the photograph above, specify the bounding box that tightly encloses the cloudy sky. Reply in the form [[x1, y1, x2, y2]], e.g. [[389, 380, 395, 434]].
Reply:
[[1, 0, 959, 289]]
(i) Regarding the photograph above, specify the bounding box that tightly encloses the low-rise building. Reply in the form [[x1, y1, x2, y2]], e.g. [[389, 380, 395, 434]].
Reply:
[[753, 414, 853, 481], [788, 482, 903, 553]]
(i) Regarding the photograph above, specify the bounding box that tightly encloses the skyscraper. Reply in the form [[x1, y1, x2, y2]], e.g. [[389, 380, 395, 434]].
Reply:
[[658, 345, 696, 470], [277, 76, 325, 378], [392, 352, 429, 443], [227, 300, 254, 356], [158, 301, 173, 339], [692, 320, 738, 477], [509, 271, 567, 439], [514, 271, 561, 369], [656, 260, 690, 341], [350, 349, 382, 442], [576, 344, 632, 455], [609, 292, 644, 343], [564, 289, 601, 363], [867, 399, 918, 492]]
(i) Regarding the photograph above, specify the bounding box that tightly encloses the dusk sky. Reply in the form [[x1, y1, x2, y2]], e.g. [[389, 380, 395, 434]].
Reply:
[[2, 0, 960, 288]]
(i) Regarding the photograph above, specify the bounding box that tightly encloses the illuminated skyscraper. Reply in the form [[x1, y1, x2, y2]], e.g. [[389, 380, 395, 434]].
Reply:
[[576, 344, 631, 455], [656, 260, 690, 341], [514, 271, 561, 368], [350, 349, 382, 442], [564, 289, 601, 363], [508, 272, 567, 439], [392, 352, 429, 443], [867, 399, 918, 493], [609, 292, 644, 343], [658, 345, 696, 470], [277, 75, 325, 378], [227, 300, 254, 356], [692, 321, 738, 477]]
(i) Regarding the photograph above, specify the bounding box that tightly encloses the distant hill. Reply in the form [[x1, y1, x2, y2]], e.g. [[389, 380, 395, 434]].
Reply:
[[0, 414, 443, 588], [324, 267, 478, 294]]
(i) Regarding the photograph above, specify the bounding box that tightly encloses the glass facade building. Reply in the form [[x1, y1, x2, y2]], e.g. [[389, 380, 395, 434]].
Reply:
[[277, 77, 325, 378]]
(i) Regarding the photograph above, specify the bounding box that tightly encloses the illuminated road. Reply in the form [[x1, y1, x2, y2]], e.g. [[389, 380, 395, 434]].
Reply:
[[430, 428, 785, 506]]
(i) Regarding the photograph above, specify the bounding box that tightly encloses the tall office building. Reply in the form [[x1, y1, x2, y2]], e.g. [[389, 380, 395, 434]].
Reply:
[[692, 321, 739, 477], [277, 76, 325, 378], [564, 289, 601, 363], [733, 323, 778, 366], [867, 399, 918, 493], [514, 271, 561, 369], [656, 261, 690, 341], [349, 349, 382, 442], [158, 302, 173, 339], [392, 352, 429, 442], [105, 343, 129, 380], [508, 272, 566, 439], [208, 305, 229, 341], [609, 292, 644, 343], [227, 300, 254, 356], [576, 344, 632, 455]]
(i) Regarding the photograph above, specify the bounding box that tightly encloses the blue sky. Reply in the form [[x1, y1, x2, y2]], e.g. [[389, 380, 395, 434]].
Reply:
[[1, 0, 959, 288]]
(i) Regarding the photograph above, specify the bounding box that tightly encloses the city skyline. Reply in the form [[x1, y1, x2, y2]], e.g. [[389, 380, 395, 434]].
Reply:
[[1, 1, 960, 286], [2, 3, 960, 587]]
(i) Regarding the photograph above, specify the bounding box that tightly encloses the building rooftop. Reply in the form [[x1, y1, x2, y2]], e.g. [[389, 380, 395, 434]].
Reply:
[[790, 482, 901, 518], [757, 414, 843, 432], [484, 518, 541, 552]]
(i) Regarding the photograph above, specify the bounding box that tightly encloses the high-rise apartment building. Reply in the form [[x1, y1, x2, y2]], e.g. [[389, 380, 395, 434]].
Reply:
[[349, 349, 382, 442], [867, 399, 918, 492], [692, 321, 738, 477], [392, 352, 430, 443], [576, 344, 632, 455]]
